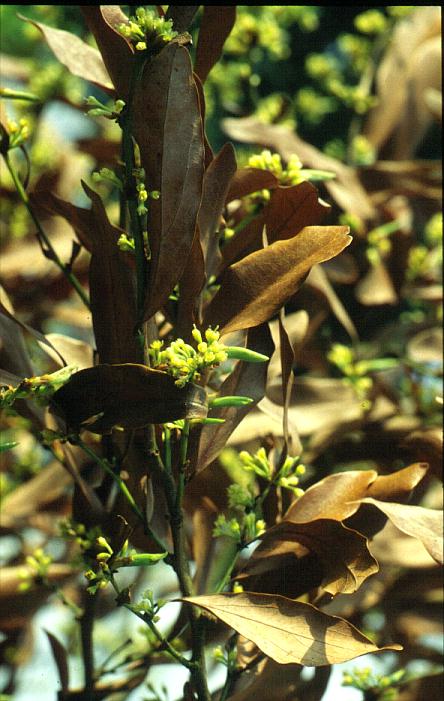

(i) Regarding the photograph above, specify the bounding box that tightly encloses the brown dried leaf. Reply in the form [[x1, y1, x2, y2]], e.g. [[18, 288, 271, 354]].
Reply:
[[358, 498, 443, 564], [194, 6, 237, 82], [0, 294, 65, 372], [80, 6, 134, 98], [278, 312, 301, 457], [402, 428, 443, 480], [221, 181, 330, 270], [265, 182, 331, 244], [51, 363, 208, 433], [197, 324, 274, 472], [19, 15, 113, 92], [223, 117, 376, 219], [45, 631, 69, 695], [369, 521, 438, 568], [184, 592, 401, 665], [285, 463, 429, 524], [244, 520, 378, 597], [355, 260, 398, 306], [44, 334, 93, 370], [82, 183, 141, 364], [205, 226, 351, 335], [306, 265, 358, 341], [0, 565, 74, 632], [0, 461, 71, 529], [0, 296, 34, 379], [175, 232, 206, 338], [132, 43, 204, 321], [365, 463, 430, 501], [165, 6, 200, 32], [199, 142, 237, 277], [286, 471, 375, 523], [225, 167, 279, 203], [30, 190, 94, 252], [407, 327, 443, 364], [364, 7, 441, 158]]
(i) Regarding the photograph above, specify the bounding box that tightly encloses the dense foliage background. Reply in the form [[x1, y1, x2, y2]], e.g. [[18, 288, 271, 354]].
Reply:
[[0, 6, 442, 701]]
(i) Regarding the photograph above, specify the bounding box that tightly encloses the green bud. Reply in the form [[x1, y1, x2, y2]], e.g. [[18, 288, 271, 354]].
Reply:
[[299, 168, 336, 182], [193, 417, 226, 425], [209, 395, 254, 408], [225, 346, 269, 363], [126, 552, 167, 567]]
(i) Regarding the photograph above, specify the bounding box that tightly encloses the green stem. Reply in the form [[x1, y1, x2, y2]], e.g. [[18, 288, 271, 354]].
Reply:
[[119, 57, 148, 327], [214, 546, 241, 594], [3, 151, 90, 309], [146, 424, 210, 701], [109, 575, 192, 669], [80, 587, 97, 695], [163, 425, 172, 472]]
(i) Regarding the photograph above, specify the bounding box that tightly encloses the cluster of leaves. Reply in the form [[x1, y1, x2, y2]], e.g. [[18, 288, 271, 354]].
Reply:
[[0, 6, 442, 701]]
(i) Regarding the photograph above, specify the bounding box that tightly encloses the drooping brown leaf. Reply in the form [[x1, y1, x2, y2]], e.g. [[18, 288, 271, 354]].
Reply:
[[365, 463, 430, 502], [204, 226, 351, 335], [265, 182, 331, 244], [369, 521, 439, 568], [306, 264, 358, 341], [407, 327, 443, 365], [45, 631, 69, 695], [132, 43, 204, 321], [0, 296, 34, 379], [0, 294, 65, 372], [165, 6, 200, 32], [221, 181, 330, 270], [44, 334, 93, 370], [82, 182, 141, 365], [285, 463, 429, 523], [197, 324, 274, 472], [80, 6, 134, 99], [30, 190, 94, 252], [355, 260, 398, 306], [278, 312, 301, 457], [194, 71, 214, 169], [51, 364, 208, 433], [19, 15, 113, 93], [358, 498, 443, 564], [223, 117, 376, 219], [0, 565, 74, 633], [402, 428, 443, 480], [227, 658, 330, 701], [363, 7, 441, 158], [198, 142, 237, 277], [194, 6, 237, 82], [183, 592, 401, 665], [243, 519, 378, 597], [175, 231, 206, 338], [225, 167, 279, 203], [0, 461, 72, 530]]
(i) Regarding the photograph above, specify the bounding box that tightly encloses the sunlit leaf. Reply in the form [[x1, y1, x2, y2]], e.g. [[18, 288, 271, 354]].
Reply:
[[80, 6, 133, 98], [19, 15, 113, 92], [184, 592, 401, 665], [243, 519, 378, 596], [205, 226, 351, 334], [358, 498, 443, 564]]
